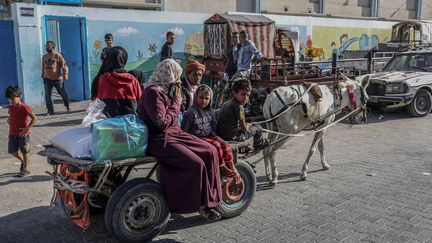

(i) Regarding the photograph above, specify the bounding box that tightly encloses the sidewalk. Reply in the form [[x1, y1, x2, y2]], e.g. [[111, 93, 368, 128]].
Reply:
[[0, 99, 90, 159]]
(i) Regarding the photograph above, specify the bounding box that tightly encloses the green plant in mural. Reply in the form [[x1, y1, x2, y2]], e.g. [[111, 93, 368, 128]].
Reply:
[[93, 40, 102, 64], [148, 43, 157, 56], [136, 50, 144, 60]]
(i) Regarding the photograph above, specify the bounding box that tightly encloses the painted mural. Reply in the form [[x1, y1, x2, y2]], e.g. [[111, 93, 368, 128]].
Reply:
[[87, 21, 204, 81], [312, 26, 391, 60]]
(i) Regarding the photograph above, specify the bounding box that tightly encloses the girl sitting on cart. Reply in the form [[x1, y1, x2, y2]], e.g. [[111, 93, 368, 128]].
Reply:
[[181, 84, 240, 180], [137, 59, 223, 221]]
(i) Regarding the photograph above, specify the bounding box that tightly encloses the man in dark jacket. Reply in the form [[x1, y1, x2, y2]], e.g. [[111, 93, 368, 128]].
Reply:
[[226, 32, 240, 78], [181, 60, 205, 111], [160, 31, 175, 61]]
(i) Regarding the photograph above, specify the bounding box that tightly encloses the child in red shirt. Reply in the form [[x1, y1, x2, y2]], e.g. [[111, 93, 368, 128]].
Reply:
[[5, 86, 37, 176]]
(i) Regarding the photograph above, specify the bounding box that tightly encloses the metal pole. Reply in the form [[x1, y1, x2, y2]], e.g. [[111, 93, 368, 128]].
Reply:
[[255, 0, 261, 13], [416, 0, 422, 20], [371, 0, 380, 17], [331, 52, 337, 75], [319, 0, 325, 14]]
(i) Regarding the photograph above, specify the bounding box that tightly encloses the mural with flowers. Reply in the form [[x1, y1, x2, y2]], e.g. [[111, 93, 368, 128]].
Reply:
[[88, 21, 204, 82]]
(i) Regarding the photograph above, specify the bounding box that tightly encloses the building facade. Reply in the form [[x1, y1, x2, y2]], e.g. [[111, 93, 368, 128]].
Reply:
[[1, 1, 431, 20]]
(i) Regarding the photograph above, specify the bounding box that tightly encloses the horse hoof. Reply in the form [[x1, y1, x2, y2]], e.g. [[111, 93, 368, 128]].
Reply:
[[323, 165, 330, 170], [300, 175, 307, 181], [269, 181, 277, 187]]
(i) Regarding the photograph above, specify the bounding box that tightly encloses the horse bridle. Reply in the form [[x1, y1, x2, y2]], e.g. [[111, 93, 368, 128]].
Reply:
[[333, 82, 368, 123]]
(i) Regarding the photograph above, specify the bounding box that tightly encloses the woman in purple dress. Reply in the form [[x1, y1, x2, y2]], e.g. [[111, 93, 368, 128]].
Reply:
[[137, 59, 222, 221]]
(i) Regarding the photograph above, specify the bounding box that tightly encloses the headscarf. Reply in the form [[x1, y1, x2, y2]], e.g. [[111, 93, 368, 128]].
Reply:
[[185, 60, 205, 75], [192, 84, 213, 110], [91, 46, 129, 99], [146, 59, 183, 93]]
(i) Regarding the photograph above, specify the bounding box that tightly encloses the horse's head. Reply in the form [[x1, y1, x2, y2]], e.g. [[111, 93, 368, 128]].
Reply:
[[336, 74, 370, 123]]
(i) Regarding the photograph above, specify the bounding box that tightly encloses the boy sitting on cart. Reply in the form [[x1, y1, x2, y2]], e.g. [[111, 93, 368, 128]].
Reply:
[[216, 79, 269, 150]]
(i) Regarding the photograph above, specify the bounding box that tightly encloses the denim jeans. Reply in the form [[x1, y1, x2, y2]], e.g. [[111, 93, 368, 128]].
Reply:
[[43, 78, 69, 114]]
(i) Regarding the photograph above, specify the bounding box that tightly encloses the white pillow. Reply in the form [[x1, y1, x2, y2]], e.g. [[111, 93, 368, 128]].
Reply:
[[49, 127, 92, 159]]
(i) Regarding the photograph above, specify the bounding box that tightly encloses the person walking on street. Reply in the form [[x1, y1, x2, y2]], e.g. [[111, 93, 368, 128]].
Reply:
[[226, 32, 241, 78], [5, 85, 37, 177], [41, 41, 70, 115], [160, 31, 175, 61], [100, 33, 113, 62], [236, 31, 263, 78]]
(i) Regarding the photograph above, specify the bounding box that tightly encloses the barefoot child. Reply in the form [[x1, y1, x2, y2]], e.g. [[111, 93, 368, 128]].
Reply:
[[5, 86, 37, 176], [181, 84, 239, 178]]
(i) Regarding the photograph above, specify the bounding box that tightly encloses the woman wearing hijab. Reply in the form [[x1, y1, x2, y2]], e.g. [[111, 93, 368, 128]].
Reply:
[[137, 59, 222, 221], [91, 46, 142, 118]]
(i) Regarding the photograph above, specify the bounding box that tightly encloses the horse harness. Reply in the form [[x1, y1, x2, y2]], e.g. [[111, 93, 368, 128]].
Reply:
[[271, 85, 325, 128]]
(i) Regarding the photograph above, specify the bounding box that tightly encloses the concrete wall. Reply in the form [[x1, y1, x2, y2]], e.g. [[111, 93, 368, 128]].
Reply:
[[11, 3, 210, 105], [379, 0, 421, 19], [326, 0, 371, 17], [11, 3, 397, 106], [261, 0, 317, 14], [165, 0, 235, 13]]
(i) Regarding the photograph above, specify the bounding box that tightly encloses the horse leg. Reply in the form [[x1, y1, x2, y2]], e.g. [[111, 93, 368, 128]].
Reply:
[[267, 148, 278, 186], [263, 123, 282, 185], [300, 131, 324, 181], [263, 123, 278, 183], [263, 149, 273, 183], [318, 134, 330, 170]]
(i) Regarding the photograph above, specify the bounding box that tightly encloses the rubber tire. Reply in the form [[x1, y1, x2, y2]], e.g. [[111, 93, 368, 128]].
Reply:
[[408, 89, 432, 117], [216, 160, 256, 218], [104, 178, 170, 243]]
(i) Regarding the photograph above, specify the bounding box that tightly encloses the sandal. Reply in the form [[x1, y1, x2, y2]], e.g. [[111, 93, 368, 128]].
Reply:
[[199, 208, 222, 222], [19, 169, 30, 177]]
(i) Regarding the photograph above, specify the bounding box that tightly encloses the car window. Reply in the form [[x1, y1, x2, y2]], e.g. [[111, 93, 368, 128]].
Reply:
[[383, 55, 409, 71], [383, 53, 432, 72]]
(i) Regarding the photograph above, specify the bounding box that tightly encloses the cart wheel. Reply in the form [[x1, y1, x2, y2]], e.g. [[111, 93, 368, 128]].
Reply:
[[216, 161, 256, 218], [105, 178, 170, 242]]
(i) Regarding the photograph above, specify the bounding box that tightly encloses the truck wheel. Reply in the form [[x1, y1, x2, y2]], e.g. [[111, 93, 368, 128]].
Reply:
[[105, 178, 170, 242], [216, 161, 256, 218], [408, 90, 432, 117]]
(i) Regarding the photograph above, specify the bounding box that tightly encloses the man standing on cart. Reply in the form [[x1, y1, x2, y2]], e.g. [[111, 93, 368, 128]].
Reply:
[[235, 31, 263, 78], [226, 32, 241, 79]]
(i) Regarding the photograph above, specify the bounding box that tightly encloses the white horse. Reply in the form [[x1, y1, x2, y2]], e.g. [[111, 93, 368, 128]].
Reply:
[[262, 75, 370, 184]]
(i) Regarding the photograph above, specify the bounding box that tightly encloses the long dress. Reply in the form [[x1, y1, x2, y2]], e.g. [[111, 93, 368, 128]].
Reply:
[[137, 85, 222, 214]]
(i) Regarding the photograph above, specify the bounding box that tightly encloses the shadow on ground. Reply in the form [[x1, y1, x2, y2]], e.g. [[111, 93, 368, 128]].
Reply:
[[0, 175, 52, 186], [34, 119, 83, 127], [0, 206, 216, 242], [0, 206, 119, 242]]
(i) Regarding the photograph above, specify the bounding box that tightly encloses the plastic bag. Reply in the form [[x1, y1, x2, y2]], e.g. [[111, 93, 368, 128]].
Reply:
[[92, 114, 148, 162], [82, 99, 107, 127], [49, 127, 92, 159]]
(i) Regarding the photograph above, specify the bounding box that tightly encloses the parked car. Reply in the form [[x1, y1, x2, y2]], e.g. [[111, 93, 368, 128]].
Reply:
[[364, 49, 432, 117]]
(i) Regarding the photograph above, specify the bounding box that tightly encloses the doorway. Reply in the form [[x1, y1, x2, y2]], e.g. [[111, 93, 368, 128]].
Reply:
[[44, 16, 88, 101]]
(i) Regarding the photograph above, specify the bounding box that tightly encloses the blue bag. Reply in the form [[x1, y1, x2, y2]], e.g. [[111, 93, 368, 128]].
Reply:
[[92, 114, 148, 162]]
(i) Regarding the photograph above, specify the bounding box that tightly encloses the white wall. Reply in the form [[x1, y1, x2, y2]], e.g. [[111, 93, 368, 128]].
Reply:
[[12, 3, 398, 106]]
